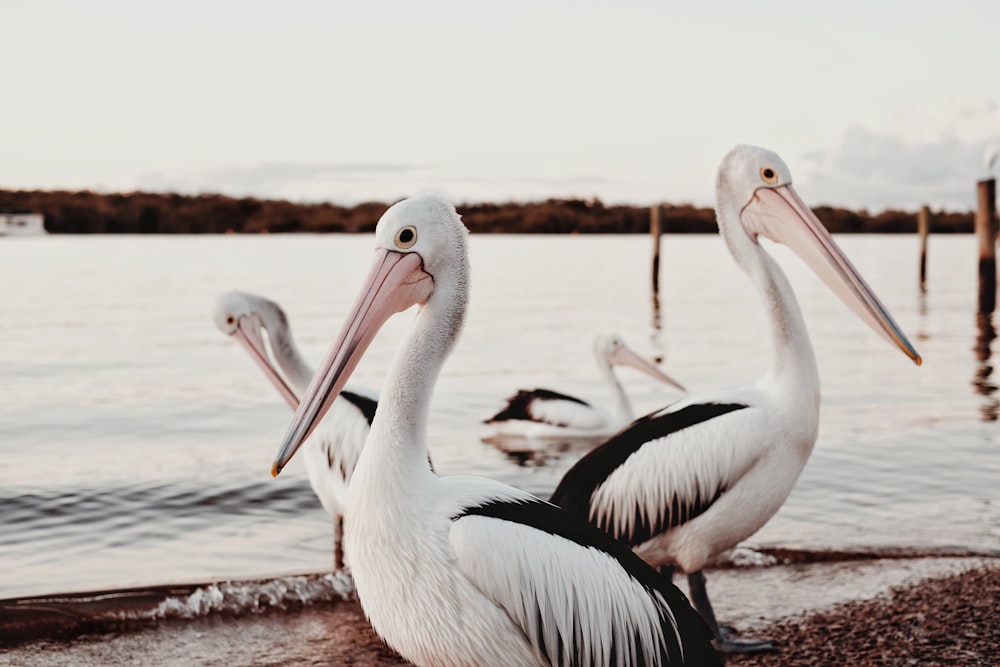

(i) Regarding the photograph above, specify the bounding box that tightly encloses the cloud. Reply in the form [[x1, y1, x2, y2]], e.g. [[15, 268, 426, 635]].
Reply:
[[137, 162, 428, 201], [798, 101, 1000, 211], [135, 162, 622, 205]]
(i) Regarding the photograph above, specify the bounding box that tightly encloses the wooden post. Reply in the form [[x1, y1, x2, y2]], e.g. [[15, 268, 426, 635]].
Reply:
[[650, 204, 661, 294], [918, 205, 930, 291], [976, 179, 997, 313]]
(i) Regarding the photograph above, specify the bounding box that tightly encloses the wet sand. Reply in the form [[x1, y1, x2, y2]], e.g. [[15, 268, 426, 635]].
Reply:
[[2, 556, 997, 666], [0, 603, 408, 667]]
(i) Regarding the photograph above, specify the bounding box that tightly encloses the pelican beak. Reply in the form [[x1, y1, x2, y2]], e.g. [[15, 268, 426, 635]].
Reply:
[[742, 185, 921, 365], [232, 316, 300, 409], [611, 344, 686, 392], [271, 249, 434, 477]]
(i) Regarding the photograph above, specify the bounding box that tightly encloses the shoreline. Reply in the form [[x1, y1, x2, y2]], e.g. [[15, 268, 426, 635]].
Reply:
[[0, 188, 977, 235], [1, 553, 997, 665]]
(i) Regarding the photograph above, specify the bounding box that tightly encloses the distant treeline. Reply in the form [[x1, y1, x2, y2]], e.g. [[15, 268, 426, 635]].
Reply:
[[0, 189, 975, 235]]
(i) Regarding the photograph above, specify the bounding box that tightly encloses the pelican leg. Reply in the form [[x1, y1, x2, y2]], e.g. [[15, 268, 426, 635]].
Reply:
[[333, 515, 345, 572], [687, 570, 777, 654]]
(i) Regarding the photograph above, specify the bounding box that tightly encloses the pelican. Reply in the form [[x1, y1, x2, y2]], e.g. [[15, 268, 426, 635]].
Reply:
[[550, 145, 921, 653], [485, 333, 686, 438], [213, 290, 377, 570], [271, 197, 721, 667]]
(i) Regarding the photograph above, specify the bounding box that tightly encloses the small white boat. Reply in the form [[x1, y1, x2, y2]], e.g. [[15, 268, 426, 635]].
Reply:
[[0, 214, 46, 236]]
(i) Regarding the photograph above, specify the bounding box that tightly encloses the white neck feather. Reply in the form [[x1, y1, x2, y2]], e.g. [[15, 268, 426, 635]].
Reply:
[[597, 359, 632, 423], [259, 302, 313, 394], [717, 196, 820, 393], [364, 265, 468, 475]]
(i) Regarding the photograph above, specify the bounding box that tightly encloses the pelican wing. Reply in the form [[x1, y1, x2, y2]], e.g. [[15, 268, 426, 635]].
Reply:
[[299, 395, 376, 514], [551, 402, 755, 545], [486, 388, 606, 430], [449, 495, 720, 667], [340, 389, 379, 425]]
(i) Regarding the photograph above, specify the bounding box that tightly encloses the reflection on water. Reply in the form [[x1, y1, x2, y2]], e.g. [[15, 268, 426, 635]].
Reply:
[[482, 435, 605, 468], [973, 311, 999, 422], [913, 292, 933, 363], [649, 289, 665, 365]]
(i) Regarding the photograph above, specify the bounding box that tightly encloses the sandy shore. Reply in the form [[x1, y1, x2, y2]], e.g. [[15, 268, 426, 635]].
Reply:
[[726, 564, 1000, 666], [2, 556, 997, 666]]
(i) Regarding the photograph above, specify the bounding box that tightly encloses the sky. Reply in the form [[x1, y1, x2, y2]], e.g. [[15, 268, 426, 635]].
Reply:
[[2, 0, 999, 211]]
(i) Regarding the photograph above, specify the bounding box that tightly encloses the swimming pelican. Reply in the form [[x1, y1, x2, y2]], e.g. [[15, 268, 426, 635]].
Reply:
[[271, 196, 722, 667], [485, 333, 686, 438], [214, 290, 377, 570], [550, 145, 921, 653]]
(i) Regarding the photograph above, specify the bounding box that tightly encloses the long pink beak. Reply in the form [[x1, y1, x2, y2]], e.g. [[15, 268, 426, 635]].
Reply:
[[743, 185, 921, 365], [232, 317, 299, 410], [610, 344, 686, 392], [271, 249, 433, 477]]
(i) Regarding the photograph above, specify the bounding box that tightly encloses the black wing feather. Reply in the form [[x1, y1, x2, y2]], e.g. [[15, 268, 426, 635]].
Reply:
[[340, 390, 378, 425], [454, 497, 721, 667], [550, 402, 749, 545]]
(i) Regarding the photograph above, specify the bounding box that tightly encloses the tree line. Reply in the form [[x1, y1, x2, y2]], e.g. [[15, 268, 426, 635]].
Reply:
[[0, 189, 975, 235]]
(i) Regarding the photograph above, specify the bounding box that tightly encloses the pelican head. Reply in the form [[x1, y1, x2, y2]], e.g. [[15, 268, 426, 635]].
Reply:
[[214, 290, 257, 337], [213, 290, 299, 409], [594, 333, 686, 392], [272, 196, 466, 476], [717, 145, 921, 365]]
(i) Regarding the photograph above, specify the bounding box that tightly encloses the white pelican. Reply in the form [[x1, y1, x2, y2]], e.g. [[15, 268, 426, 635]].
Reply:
[[271, 197, 722, 667], [214, 290, 377, 570], [485, 333, 686, 438], [550, 145, 922, 653]]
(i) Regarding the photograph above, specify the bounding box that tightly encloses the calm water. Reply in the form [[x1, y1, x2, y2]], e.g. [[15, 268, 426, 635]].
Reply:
[[1, 233, 997, 601]]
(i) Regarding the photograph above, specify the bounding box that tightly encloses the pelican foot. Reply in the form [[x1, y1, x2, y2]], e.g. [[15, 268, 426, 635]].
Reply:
[[685, 570, 778, 653], [717, 625, 738, 638], [713, 636, 778, 654]]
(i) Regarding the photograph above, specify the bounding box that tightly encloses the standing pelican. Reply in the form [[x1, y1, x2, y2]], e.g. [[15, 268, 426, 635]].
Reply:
[[485, 333, 686, 438], [271, 197, 721, 667], [550, 145, 921, 652], [214, 290, 377, 570]]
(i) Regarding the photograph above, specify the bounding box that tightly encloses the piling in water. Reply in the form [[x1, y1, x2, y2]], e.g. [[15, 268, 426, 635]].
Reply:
[[650, 204, 661, 294], [976, 179, 997, 314], [918, 205, 930, 292]]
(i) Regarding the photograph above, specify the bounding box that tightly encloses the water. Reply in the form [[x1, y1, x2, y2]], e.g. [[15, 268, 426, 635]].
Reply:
[[1, 233, 997, 605]]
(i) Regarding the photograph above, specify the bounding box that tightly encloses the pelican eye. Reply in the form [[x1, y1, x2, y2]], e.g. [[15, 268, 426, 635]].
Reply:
[[760, 167, 778, 184], [395, 226, 417, 249], [226, 315, 236, 326]]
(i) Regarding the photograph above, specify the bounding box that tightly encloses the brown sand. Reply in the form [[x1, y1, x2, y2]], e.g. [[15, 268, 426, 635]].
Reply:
[[724, 566, 1000, 667]]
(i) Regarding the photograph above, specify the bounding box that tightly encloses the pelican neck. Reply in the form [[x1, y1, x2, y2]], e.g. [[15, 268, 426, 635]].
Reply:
[[717, 201, 819, 389]]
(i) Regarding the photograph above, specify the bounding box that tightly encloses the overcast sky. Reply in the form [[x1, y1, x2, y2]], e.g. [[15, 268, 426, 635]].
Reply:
[[2, 1, 998, 211]]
